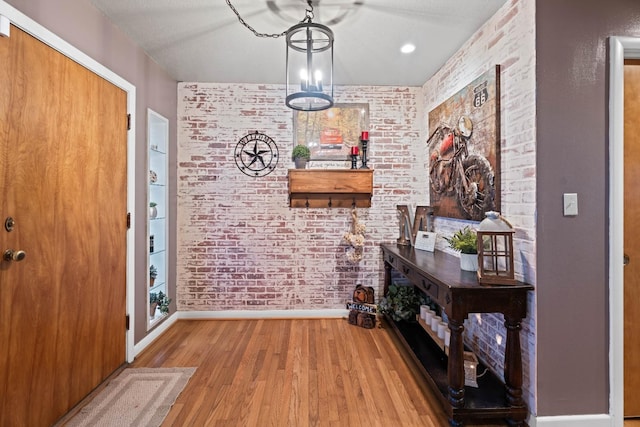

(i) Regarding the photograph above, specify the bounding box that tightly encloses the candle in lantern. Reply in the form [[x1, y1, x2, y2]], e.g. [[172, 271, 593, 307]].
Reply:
[[361, 131, 369, 140], [351, 146, 359, 156]]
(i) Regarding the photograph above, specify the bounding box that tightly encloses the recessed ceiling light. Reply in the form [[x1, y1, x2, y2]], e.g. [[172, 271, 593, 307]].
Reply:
[[401, 43, 416, 54]]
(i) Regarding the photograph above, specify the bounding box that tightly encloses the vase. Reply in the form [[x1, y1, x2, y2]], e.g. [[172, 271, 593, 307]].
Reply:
[[294, 158, 307, 169], [149, 205, 157, 219], [460, 253, 478, 272]]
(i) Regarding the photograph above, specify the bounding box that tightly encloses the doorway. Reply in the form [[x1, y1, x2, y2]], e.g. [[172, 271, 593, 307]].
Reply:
[[609, 36, 640, 426], [623, 58, 640, 417]]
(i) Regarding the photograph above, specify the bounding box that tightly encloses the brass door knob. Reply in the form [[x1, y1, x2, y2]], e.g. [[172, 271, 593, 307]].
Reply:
[[3, 249, 26, 262]]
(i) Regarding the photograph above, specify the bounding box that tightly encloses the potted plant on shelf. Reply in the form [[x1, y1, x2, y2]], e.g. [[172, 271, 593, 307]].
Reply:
[[378, 284, 422, 322], [292, 144, 311, 169], [157, 291, 171, 315], [149, 292, 159, 317], [444, 226, 478, 271], [149, 202, 158, 219], [150, 265, 158, 287], [149, 291, 171, 317]]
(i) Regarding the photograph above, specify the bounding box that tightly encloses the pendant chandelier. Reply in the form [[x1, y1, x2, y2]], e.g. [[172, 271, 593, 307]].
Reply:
[[226, 0, 335, 112]]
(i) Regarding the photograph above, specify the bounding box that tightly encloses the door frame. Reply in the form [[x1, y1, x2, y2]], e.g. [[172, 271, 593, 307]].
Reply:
[[0, 2, 137, 363], [609, 36, 640, 426]]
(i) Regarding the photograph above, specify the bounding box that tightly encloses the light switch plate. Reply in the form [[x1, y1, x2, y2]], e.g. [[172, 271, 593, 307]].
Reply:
[[563, 193, 578, 216]]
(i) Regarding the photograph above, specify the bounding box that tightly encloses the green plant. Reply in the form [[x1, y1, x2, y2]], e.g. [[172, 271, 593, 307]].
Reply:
[[150, 265, 158, 280], [149, 291, 171, 314], [149, 202, 157, 207], [292, 144, 311, 160], [377, 284, 422, 322], [444, 226, 478, 254]]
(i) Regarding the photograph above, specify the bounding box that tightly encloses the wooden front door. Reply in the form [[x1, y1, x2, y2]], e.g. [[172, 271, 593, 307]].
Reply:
[[624, 59, 640, 417], [0, 26, 128, 426]]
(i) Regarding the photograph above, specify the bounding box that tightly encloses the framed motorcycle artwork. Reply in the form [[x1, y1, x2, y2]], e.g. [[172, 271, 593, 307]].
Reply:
[[426, 65, 501, 221]]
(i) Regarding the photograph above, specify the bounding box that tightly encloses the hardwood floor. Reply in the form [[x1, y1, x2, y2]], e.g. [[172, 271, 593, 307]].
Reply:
[[131, 318, 513, 426]]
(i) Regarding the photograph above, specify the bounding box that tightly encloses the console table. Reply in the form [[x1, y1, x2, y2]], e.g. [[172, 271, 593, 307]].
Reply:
[[380, 243, 534, 426]]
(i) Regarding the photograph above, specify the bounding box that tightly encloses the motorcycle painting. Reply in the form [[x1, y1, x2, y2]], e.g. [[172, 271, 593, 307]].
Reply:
[[427, 65, 500, 221]]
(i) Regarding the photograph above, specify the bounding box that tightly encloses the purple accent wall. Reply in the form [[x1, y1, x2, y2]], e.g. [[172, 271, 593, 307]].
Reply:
[[4, 0, 178, 344], [536, 0, 640, 416]]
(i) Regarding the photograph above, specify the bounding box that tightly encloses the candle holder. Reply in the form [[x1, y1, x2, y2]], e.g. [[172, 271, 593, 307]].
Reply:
[[350, 154, 358, 169], [360, 139, 369, 169]]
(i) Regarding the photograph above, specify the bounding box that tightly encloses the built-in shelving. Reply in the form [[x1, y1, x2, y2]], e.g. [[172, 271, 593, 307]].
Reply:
[[147, 109, 169, 328]]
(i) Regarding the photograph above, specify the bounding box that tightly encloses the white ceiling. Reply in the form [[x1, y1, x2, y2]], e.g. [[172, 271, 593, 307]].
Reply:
[[89, 0, 506, 86]]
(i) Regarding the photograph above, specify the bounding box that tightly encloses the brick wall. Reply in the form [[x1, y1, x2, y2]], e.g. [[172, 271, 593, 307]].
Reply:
[[422, 0, 536, 412], [177, 84, 423, 311]]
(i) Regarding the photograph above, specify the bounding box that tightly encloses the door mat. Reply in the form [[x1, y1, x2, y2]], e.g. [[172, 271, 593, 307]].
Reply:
[[64, 367, 196, 427]]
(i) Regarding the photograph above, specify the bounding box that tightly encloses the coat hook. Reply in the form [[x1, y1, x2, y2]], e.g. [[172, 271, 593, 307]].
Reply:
[[328, 197, 332, 207], [305, 197, 309, 208], [352, 198, 356, 208]]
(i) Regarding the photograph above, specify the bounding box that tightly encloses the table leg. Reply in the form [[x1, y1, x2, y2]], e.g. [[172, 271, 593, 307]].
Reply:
[[447, 318, 465, 409], [504, 315, 527, 426], [383, 261, 391, 295]]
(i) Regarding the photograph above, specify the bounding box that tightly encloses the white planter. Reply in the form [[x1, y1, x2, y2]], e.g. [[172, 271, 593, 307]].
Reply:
[[460, 253, 478, 272]]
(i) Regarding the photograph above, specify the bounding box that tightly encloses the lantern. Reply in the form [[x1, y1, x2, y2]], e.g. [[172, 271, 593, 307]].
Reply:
[[477, 211, 516, 285]]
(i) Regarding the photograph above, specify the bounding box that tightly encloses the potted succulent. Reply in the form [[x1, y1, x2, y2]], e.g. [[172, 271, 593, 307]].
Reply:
[[149, 264, 158, 287], [444, 226, 478, 271], [292, 144, 311, 169], [378, 284, 422, 322]]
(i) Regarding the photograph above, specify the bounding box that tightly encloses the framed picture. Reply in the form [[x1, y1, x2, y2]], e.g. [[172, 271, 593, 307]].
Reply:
[[293, 103, 369, 161], [426, 65, 500, 221]]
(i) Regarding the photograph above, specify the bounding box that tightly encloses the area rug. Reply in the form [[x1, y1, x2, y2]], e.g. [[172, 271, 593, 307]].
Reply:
[[66, 367, 196, 427]]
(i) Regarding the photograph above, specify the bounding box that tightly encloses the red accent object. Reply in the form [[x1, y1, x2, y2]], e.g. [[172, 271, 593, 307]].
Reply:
[[351, 146, 359, 155], [361, 131, 369, 140]]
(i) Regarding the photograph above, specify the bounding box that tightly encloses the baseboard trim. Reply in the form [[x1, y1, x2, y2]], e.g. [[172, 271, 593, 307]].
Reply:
[[178, 309, 350, 320], [529, 413, 611, 427], [133, 313, 178, 357]]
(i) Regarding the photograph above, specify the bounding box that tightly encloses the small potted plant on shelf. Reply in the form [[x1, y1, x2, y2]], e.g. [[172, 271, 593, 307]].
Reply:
[[377, 284, 422, 322], [150, 265, 158, 287], [149, 291, 171, 317], [292, 144, 311, 169], [149, 292, 159, 317], [157, 291, 171, 315], [149, 202, 158, 219], [444, 226, 478, 272]]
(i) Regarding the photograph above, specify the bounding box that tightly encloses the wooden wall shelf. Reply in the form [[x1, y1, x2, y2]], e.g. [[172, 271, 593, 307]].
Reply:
[[288, 169, 373, 208]]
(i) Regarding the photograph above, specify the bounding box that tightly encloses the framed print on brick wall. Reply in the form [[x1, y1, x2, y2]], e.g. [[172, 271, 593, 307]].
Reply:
[[293, 103, 369, 161], [426, 65, 501, 221]]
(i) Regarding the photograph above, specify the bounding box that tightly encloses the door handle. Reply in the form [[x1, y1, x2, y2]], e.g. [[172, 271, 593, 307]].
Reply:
[[624, 253, 630, 266], [3, 249, 26, 262]]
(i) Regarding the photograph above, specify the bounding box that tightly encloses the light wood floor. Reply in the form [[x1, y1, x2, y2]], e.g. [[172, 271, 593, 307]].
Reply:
[[130, 318, 513, 427]]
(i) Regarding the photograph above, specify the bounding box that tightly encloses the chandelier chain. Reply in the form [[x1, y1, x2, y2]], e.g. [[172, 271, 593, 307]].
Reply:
[[225, 0, 315, 39]]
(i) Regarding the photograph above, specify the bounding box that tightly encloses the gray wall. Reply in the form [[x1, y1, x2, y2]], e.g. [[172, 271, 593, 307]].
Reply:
[[536, 0, 640, 416], [4, 0, 178, 344]]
